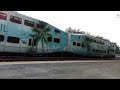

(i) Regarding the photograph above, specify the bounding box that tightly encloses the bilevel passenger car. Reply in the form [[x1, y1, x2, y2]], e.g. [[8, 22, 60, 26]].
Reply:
[[0, 11, 116, 57], [0, 11, 68, 56], [67, 33, 116, 58]]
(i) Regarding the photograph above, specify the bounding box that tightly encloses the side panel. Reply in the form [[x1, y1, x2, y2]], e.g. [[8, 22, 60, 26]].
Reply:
[[20, 15, 38, 53], [3, 12, 22, 53], [37, 25, 68, 54], [69, 34, 87, 56], [0, 11, 10, 52]]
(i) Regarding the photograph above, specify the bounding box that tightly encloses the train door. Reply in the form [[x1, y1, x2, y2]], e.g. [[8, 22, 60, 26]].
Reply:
[[0, 12, 8, 53], [107, 49, 109, 54], [19, 38, 28, 53], [107, 49, 110, 57], [87, 45, 90, 57], [27, 37, 37, 53], [0, 23, 8, 52]]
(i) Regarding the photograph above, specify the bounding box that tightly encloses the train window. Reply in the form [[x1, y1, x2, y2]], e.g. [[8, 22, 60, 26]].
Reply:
[[36, 24, 41, 28], [0, 12, 7, 20], [0, 35, 4, 42], [28, 39, 32, 46], [73, 42, 76, 46], [101, 46, 104, 49], [77, 43, 81, 46], [96, 41, 99, 44], [97, 45, 100, 48], [98, 50, 100, 53], [101, 42, 104, 45], [86, 37, 89, 41], [3, 24, 5, 31], [93, 49, 95, 52], [33, 38, 37, 46], [10, 15, 22, 24], [96, 50, 98, 53], [82, 43, 84, 47], [55, 29, 60, 33], [104, 51, 106, 53], [7, 36, 20, 44], [97, 50, 99, 53], [98, 50, 101, 53], [111, 50, 114, 52], [47, 36, 52, 42], [24, 20, 34, 27], [94, 40, 96, 43], [0, 24, 2, 31], [101, 51, 102, 53], [90, 39, 93, 42], [54, 38, 60, 43]]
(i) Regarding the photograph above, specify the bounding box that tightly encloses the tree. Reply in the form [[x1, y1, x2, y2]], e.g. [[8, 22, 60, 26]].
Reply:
[[65, 27, 73, 33], [32, 21, 51, 53], [116, 47, 120, 54], [83, 40, 90, 48], [65, 27, 85, 34], [115, 44, 120, 54], [82, 40, 91, 56]]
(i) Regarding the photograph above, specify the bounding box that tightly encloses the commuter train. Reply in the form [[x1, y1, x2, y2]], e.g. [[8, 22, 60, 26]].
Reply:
[[0, 11, 116, 57]]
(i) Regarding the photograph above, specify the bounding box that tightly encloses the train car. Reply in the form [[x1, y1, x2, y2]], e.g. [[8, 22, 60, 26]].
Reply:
[[0, 11, 68, 56], [0, 11, 38, 55], [0, 11, 116, 57], [84, 35, 109, 57], [82, 35, 116, 58], [67, 33, 116, 58], [67, 33, 87, 57], [107, 42, 116, 57], [35, 24, 68, 56]]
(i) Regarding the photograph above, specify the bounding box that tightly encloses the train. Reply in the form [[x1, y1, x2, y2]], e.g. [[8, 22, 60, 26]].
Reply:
[[0, 11, 116, 58]]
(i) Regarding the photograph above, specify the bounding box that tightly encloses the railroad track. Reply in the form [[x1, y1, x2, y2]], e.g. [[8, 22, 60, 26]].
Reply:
[[0, 56, 119, 61]]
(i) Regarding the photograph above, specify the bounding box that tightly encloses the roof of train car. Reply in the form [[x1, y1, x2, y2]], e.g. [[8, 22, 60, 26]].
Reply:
[[15, 11, 67, 34], [0, 11, 116, 45], [0, 11, 67, 34], [70, 33, 114, 44], [70, 33, 86, 36]]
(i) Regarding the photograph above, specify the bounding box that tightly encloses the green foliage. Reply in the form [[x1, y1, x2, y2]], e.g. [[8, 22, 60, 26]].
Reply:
[[112, 42, 120, 54], [65, 27, 85, 34], [82, 41, 90, 48], [32, 21, 51, 53], [116, 46, 120, 54]]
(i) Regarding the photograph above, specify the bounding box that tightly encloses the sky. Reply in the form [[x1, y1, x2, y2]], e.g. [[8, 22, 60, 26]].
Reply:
[[18, 11, 120, 46]]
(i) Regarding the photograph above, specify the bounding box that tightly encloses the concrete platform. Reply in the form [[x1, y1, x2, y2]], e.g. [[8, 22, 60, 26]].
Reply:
[[0, 60, 120, 79]]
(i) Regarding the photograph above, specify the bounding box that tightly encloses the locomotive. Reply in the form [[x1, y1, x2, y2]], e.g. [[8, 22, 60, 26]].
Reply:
[[0, 11, 116, 57]]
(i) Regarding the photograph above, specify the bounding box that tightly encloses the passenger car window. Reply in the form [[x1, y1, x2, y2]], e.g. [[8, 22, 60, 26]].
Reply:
[[0, 12, 7, 20], [10, 15, 22, 24], [0, 35, 4, 42], [54, 38, 60, 43], [7, 36, 20, 44], [24, 20, 34, 27]]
